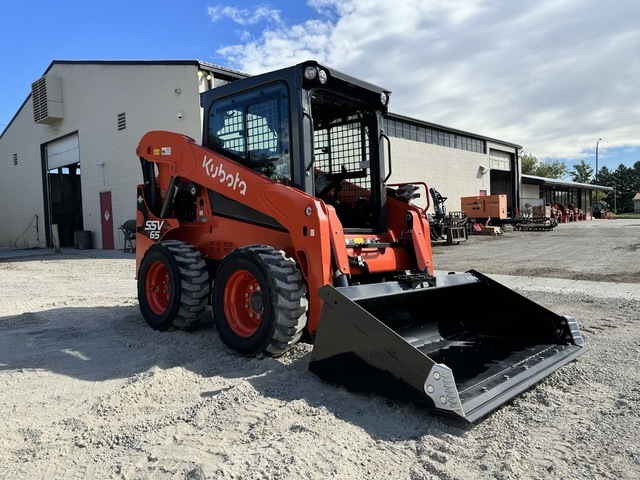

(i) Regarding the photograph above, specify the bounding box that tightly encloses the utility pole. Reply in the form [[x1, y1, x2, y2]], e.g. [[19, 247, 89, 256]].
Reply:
[[595, 138, 602, 183]]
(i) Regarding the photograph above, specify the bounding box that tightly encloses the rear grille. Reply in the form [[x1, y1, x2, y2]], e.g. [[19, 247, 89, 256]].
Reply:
[[314, 117, 372, 206], [117, 112, 126, 131]]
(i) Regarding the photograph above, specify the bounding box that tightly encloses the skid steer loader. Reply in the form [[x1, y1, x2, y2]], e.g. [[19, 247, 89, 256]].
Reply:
[[134, 61, 584, 422]]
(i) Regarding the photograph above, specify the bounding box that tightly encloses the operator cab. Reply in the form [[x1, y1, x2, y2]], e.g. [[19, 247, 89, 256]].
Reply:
[[202, 61, 391, 233]]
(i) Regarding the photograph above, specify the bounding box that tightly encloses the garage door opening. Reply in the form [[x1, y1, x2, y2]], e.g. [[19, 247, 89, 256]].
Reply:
[[48, 164, 84, 247], [42, 133, 84, 247]]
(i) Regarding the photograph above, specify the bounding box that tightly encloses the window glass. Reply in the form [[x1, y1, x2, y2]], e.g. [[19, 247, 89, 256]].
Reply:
[[382, 118, 487, 153], [209, 83, 291, 183]]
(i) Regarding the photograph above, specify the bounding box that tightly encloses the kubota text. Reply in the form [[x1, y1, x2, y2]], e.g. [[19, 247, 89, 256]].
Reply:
[[202, 155, 247, 195]]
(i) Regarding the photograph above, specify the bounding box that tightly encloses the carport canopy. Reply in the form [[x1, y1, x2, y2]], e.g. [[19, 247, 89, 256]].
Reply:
[[521, 174, 614, 192]]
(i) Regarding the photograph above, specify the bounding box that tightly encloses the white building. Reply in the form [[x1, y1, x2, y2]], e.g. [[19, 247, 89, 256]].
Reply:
[[0, 61, 245, 249], [0, 60, 522, 249]]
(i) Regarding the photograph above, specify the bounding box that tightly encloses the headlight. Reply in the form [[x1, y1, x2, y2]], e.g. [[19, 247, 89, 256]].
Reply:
[[304, 65, 329, 85], [304, 66, 318, 81]]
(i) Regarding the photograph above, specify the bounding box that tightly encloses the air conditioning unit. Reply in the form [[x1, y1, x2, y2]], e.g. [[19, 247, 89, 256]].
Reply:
[[31, 76, 64, 124]]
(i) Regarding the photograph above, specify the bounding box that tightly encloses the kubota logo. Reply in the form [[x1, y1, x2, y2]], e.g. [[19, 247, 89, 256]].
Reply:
[[202, 155, 247, 195]]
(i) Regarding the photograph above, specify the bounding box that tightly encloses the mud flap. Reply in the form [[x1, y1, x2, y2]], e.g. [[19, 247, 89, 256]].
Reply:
[[309, 271, 585, 423]]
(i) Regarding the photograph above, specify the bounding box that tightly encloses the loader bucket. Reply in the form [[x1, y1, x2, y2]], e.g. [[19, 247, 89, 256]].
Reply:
[[309, 271, 585, 423]]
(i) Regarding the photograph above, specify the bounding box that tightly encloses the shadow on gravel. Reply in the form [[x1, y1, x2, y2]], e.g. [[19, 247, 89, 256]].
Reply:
[[0, 304, 471, 440]]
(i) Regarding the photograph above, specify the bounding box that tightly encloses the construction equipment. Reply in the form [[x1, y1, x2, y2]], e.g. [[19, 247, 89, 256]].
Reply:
[[592, 202, 608, 218], [134, 61, 584, 422], [427, 188, 468, 245]]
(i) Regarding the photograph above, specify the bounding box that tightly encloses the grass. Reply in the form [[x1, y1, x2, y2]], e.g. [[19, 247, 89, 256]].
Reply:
[[611, 212, 640, 219]]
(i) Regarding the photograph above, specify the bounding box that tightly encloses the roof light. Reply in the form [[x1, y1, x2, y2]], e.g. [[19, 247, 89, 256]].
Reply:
[[380, 92, 389, 106], [318, 69, 328, 84], [304, 66, 318, 81]]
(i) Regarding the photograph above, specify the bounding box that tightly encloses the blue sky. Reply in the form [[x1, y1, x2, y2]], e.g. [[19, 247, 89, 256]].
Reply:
[[2, 0, 639, 176]]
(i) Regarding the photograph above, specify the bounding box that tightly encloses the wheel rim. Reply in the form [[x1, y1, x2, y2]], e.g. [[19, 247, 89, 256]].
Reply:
[[145, 260, 172, 315], [223, 269, 264, 338]]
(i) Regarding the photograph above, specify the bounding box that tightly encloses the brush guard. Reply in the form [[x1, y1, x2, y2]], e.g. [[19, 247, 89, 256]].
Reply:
[[309, 270, 584, 423]]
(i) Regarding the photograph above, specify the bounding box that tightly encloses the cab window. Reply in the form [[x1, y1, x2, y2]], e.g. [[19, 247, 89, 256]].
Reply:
[[208, 83, 291, 184]]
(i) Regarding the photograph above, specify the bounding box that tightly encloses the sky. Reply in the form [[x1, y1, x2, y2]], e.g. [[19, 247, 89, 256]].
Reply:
[[1, 0, 639, 176]]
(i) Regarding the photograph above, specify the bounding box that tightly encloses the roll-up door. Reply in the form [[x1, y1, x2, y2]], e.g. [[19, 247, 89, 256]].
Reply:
[[47, 134, 79, 170]]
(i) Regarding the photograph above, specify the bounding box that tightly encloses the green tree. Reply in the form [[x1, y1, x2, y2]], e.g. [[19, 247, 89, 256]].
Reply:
[[570, 160, 593, 183], [593, 165, 614, 204], [535, 160, 568, 179], [594, 164, 640, 212], [614, 164, 635, 212], [521, 153, 538, 175], [520, 152, 567, 179]]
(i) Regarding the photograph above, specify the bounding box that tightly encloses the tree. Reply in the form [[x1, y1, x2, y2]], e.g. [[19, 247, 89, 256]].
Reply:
[[536, 160, 568, 179], [594, 164, 640, 212], [520, 152, 568, 179], [521, 153, 538, 175], [570, 160, 593, 183], [614, 164, 635, 212]]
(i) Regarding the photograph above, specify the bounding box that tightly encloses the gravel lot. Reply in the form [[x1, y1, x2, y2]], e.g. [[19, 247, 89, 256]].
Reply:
[[432, 218, 640, 284], [1, 219, 638, 479]]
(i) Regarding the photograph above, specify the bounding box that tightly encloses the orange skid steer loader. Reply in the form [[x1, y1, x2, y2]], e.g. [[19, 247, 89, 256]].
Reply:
[[134, 61, 584, 422]]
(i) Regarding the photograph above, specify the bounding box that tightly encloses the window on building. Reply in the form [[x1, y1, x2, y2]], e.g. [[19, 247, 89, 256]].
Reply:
[[382, 117, 486, 153]]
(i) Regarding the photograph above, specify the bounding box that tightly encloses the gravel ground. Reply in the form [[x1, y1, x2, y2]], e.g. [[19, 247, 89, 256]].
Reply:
[[432, 218, 640, 283], [0, 219, 638, 479]]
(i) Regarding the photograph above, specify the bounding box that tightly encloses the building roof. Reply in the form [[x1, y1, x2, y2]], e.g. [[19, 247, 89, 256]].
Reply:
[[633, 193, 640, 201], [522, 174, 614, 191], [43, 59, 248, 80]]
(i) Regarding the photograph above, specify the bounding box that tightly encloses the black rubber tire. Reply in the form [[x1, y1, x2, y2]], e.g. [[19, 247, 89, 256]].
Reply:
[[212, 245, 308, 357], [138, 240, 209, 331]]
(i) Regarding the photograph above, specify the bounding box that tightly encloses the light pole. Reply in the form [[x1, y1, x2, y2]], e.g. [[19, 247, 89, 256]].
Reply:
[[595, 138, 602, 183]]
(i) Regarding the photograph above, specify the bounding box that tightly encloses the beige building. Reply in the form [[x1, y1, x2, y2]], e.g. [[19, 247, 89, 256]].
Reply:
[[1, 60, 522, 249], [383, 113, 521, 214], [0, 61, 244, 249]]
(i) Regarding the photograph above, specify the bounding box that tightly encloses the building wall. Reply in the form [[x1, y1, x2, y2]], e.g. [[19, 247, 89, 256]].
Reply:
[[0, 63, 207, 248], [0, 102, 48, 247], [387, 137, 492, 212], [521, 184, 542, 208]]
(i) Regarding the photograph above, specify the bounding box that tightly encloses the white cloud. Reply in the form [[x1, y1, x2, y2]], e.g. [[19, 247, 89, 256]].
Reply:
[[208, 0, 640, 162], [207, 5, 282, 26]]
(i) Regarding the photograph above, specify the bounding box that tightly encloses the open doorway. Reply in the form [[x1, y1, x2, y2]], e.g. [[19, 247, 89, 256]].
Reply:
[[48, 164, 83, 247], [490, 170, 515, 217], [42, 133, 84, 247]]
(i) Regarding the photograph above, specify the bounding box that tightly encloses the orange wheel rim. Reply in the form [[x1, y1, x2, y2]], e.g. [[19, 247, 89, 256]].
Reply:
[[145, 261, 171, 315], [223, 269, 263, 337]]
